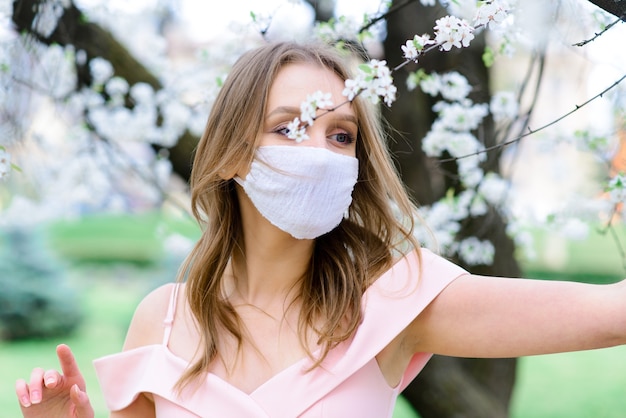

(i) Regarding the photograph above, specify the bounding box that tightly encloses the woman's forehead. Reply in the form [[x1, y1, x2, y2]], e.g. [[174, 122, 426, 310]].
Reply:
[[266, 63, 355, 117]]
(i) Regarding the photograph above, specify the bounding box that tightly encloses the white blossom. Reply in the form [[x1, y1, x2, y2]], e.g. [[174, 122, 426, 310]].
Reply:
[[286, 117, 309, 142], [458, 237, 495, 265], [187, 106, 211, 137], [90, 57, 115, 85], [422, 128, 448, 157], [401, 40, 420, 62], [433, 15, 475, 52], [490, 91, 518, 121], [420, 74, 442, 97], [105, 77, 129, 98], [607, 173, 626, 205], [474, 1, 508, 29], [559, 217, 589, 241], [571, 130, 616, 159], [33, 43, 76, 98], [313, 16, 362, 43], [446, 131, 484, 158], [506, 221, 536, 260], [300, 90, 333, 125], [478, 172, 508, 205], [130, 82, 155, 105], [420, 0, 436, 5], [401, 34, 434, 62], [376, 78, 397, 107], [342, 60, 396, 106], [415, 201, 462, 253], [458, 149, 485, 167], [0, 1, 13, 16], [470, 195, 489, 216], [406, 71, 423, 92], [433, 101, 489, 132], [440, 71, 472, 101], [32, 0, 69, 37], [342, 78, 362, 101], [459, 164, 484, 188], [249, 11, 272, 33], [157, 101, 191, 147]]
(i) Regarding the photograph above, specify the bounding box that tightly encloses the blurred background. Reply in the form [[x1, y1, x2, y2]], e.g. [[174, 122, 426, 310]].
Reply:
[[1, 0, 626, 417]]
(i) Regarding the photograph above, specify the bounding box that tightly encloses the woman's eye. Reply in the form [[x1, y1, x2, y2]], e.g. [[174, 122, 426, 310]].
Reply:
[[330, 132, 355, 144], [274, 126, 291, 136]]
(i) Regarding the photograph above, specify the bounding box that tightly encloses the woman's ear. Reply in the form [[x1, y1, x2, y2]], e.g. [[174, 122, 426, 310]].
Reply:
[[218, 160, 247, 180], [218, 168, 233, 180], [218, 142, 254, 180]]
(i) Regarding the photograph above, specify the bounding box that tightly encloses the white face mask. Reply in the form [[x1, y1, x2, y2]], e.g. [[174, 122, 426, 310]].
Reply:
[[234, 146, 359, 240]]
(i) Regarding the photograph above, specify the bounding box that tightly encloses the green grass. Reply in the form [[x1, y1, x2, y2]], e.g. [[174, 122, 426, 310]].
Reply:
[[511, 347, 626, 418], [45, 210, 201, 263], [2, 212, 626, 417], [0, 267, 154, 418], [519, 224, 626, 283]]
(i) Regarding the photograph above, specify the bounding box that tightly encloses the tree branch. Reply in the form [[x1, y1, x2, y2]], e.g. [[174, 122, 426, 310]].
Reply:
[[11, 0, 197, 181], [440, 73, 626, 163]]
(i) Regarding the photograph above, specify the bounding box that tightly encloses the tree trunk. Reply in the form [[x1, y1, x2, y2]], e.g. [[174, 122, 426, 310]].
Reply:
[[382, 1, 520, 416], [586, 0, 626, 19]]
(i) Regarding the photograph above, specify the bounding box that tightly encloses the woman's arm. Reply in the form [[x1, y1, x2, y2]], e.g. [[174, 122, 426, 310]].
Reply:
[[408, 274, 626, 358]]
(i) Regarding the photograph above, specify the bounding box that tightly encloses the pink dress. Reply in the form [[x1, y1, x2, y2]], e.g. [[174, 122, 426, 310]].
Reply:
[[93, 249, 467, 417]]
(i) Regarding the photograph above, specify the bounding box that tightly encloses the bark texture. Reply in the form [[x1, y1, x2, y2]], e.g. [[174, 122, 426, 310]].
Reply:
[[382, 1, 520, 416]]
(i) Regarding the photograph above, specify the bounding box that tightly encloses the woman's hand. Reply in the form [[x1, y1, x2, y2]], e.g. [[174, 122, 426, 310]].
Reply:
[[15, 344, 95, 418]]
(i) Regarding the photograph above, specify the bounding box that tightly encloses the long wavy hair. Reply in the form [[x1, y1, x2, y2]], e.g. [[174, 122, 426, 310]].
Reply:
[[176, 41, 421, 389]]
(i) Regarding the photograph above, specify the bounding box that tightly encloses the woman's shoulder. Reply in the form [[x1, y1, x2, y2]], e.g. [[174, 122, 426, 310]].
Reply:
[[122, 282, 184, 350]]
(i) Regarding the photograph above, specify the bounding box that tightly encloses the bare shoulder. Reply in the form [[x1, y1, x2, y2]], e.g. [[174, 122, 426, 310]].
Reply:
[[122, 283, 182, 351]]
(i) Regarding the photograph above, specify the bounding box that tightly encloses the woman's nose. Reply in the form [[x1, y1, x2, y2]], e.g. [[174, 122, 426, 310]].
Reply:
[[304, 127, 328, 149]]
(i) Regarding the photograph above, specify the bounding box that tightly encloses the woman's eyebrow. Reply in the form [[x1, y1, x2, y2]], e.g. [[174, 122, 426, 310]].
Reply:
[[267, 106, 358, 126], [266, 106, 300, 118]]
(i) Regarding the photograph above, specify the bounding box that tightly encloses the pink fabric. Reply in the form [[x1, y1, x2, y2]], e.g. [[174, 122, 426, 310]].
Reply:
[[93, 248, 467, 417]]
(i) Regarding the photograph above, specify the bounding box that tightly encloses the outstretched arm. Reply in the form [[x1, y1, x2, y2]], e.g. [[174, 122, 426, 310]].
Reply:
[[408, 274, 626, 358], [15, 344, 94, 418]]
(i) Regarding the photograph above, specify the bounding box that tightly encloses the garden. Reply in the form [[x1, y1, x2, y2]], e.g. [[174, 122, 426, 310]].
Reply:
[[1, 211, 625, 418]]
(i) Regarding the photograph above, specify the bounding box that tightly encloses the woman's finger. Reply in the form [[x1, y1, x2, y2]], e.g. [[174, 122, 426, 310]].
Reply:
[[15, 378, 31, 408], [70, 384, 95, 418], [28, 367, 45, 405], [43, 369, 62, 389], [56, 344, 82, 382]]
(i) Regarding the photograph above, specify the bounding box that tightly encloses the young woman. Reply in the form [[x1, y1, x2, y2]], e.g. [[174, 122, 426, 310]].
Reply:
[[15, 41, 626, 418]]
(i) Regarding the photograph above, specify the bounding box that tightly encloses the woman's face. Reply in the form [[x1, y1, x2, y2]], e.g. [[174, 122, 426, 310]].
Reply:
[[259, 62, 358, 158]]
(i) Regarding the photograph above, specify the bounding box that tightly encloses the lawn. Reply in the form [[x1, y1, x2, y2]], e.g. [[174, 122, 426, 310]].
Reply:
[[1, 211, 626, 417]]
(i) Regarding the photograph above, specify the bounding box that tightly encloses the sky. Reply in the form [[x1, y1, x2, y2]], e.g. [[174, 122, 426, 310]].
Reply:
[[73, 0, 383, 41]]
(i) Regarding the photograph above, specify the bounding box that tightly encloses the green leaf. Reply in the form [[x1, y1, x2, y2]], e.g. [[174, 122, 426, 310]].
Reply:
[[482, 46, 495, 68], [358, 63, 373, 74]]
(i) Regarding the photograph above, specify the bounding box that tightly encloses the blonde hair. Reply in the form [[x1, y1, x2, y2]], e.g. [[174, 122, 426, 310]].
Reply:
[[177, 41, 421, 388]]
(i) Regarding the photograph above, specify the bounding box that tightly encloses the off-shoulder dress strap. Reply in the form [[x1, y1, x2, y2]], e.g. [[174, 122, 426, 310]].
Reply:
[[162, 283, 181, 346]]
